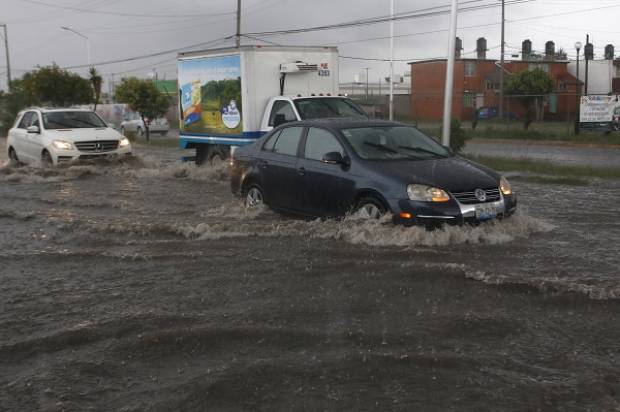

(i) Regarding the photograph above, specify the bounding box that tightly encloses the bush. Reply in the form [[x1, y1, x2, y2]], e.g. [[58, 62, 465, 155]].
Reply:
[[448, 118, 470, 153]]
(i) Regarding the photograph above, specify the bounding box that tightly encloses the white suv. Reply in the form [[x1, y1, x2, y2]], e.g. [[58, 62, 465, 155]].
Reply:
[[120, 111, 169, 136], [7, 108, 132, 165]]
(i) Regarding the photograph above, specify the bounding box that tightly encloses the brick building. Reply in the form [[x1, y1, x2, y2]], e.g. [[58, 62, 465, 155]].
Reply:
[[410, 40, 582, 121]]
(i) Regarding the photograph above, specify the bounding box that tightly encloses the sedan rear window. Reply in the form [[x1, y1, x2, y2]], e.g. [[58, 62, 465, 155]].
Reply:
[[43, 111, 107, 129], [272, 127, 303, 156]]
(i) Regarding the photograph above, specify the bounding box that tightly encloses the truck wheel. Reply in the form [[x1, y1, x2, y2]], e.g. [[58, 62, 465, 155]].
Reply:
[[195, 145, 229, 166]]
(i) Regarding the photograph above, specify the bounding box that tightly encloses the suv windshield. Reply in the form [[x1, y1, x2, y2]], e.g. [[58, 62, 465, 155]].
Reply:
[[294, 98, 367, 120], [341, 126, 452, 160], [42, 111, 107, 129]]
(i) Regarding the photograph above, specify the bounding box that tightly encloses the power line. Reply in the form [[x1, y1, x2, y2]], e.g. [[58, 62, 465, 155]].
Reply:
[[19, 0, 238, 19]]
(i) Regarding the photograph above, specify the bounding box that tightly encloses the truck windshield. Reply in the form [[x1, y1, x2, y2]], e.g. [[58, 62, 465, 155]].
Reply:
[[294, 98, 367, 120], [43, 111, 107, 129]]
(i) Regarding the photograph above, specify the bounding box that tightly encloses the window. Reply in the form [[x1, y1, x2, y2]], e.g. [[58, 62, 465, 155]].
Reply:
[[272, 127, 304, 156], [268, 100, 297, 126], [464, 61, 476, 77], [294, 97, 367, 120], [529, 63, 549, 73], [42, 111, 107, 129], [558, 80, 567, 91], [17, 112, 34, 129], [304, 128, 344, 161], [262, 130, 281, 151], [463, 94, 476, 108]]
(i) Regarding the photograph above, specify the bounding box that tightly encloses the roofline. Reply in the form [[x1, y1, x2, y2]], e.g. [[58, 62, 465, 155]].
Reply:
[[408, 58, 570, 65]]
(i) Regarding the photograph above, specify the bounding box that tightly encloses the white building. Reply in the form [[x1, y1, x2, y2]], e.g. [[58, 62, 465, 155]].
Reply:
[[567, 59, 620, 95]]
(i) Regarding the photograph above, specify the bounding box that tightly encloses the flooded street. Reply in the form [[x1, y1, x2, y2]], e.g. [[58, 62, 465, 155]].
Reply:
[[464, 138, 620, 167], [1, 138, 620, 411]]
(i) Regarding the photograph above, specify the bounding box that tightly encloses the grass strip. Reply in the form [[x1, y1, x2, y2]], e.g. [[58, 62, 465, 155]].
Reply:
[[465, 154, 620, 180], [509, 175, 589, 186]]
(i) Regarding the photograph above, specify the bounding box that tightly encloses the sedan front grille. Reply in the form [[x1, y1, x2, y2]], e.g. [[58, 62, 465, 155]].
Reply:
[[75, 140, 119, 152], [451, 187, 501, 204]]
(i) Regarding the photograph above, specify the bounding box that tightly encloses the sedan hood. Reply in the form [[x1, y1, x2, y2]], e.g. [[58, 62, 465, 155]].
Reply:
[[370, 156, 500, 193], [46, 127, 121, 143]]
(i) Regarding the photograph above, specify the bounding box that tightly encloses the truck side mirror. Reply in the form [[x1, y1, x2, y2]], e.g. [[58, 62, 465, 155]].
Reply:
[[273, 114, 287, 127]]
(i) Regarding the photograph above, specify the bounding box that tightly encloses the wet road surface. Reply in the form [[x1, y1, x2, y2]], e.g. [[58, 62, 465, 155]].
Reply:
[[1, 138, 620, 411], [464, 139, 620, 167]]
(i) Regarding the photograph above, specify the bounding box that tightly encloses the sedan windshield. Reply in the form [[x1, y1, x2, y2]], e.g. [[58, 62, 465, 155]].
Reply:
[[294, 98, 367, 120], [42, 111, 107, 129], [341, 126, 452, 160]]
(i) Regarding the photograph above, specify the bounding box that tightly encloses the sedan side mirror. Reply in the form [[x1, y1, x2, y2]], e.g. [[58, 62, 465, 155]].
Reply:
[[27, 125, 40, 134], [322, 151, 350, 166]]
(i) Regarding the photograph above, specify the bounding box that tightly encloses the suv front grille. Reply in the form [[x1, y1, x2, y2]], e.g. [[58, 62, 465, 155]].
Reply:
[[75, 140, 119, 152], [451, 188, 501, 204]]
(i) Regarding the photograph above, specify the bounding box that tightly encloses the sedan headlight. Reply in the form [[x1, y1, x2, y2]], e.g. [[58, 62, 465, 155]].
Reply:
[[407, 184, 450, 202], [51, 140, 75, 150], [500, 176, 513, 195], [119, 137, 130, 148]]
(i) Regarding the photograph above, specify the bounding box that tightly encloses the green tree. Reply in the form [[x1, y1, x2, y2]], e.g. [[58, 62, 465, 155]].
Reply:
[[0, 65, 92, 129], [505, 68, 555, 130], [89, 67, 103, 112], [115, 77, 169, 141]]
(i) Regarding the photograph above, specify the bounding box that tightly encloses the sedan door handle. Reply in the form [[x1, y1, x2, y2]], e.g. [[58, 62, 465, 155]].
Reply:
[[258, 160, 269, 169], [297, 167, 305, 176]]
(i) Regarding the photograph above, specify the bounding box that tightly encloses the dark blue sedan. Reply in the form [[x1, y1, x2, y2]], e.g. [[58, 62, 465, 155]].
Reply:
[[230, 119, 517, 226]]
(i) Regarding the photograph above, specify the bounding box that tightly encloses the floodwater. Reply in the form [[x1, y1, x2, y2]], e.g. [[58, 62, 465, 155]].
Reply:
[[464, 139, 620, 168], [1, 138, 620, 411]]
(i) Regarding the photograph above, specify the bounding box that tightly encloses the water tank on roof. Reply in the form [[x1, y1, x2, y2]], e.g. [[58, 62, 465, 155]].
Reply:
[[545, 41, 555, 60], [522, 39, 532, 61], [605, 44, 615, 60], [585, 42, 594, 60], [455, 37, 463, 58], [476, 37, 487, 59]]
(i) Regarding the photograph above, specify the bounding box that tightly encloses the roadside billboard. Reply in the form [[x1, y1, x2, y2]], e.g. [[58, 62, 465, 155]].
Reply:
[[580, 95, 620, 123], [178, 54, 242, 135]]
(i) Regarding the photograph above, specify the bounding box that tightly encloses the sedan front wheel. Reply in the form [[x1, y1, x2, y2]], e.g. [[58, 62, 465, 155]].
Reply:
[[245, 186, 264, 208], [354, 197, 386, 219]]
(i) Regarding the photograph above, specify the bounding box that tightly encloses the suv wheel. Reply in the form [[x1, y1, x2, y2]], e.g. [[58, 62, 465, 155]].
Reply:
[[41, 150, 53, 165], [8, 147, 19, 163]]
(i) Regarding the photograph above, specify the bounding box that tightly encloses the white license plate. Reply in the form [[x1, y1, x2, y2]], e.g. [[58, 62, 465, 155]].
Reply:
[[475, 203, 498, 220]]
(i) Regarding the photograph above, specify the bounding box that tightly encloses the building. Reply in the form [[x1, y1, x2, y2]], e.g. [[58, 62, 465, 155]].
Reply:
[[566, 45, 620, 95], [410, 38, 582, 121]]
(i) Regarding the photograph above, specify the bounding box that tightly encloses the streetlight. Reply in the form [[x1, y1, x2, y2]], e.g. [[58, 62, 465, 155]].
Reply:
[[61, 26, 90, 66], [574, 41, 582, 135]]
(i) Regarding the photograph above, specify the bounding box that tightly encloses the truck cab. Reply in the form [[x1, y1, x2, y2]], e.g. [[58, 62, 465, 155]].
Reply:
[[260, 95, 367, 131]]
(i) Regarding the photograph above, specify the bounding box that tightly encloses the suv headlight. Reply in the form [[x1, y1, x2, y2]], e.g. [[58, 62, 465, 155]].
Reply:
[[51, 140, 75, 150], [119, 137, 130, 147], [500, 176, 513, 195], [407, 184, 450, 202]]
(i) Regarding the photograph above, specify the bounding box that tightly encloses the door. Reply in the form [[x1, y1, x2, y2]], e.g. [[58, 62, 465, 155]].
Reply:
[[23, 112, 44, 160], [10, 112, 31, 159], [258, 126, 304, 211], [297, 127, 356, 217]]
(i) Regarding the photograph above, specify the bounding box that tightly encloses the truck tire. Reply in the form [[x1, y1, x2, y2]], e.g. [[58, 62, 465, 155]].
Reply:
[[195, 145, 229, 166]]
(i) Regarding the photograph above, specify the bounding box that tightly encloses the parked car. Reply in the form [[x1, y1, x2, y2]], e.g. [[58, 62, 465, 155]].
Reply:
[[230, 119, 517, 226], [477, 106, 519, 121], [7, 108, 132, 165], [120, 111, 169, 136]]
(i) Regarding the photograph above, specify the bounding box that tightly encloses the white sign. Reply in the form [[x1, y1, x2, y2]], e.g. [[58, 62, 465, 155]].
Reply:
[[580, 95, 620, 123]]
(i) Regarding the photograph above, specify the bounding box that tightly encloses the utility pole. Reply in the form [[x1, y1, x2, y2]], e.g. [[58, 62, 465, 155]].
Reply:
[[389, 0, 394, 121], [0, 24, 11, 90], [364, 67, 370, 101], [235, 0, 241, 49], [574, 41, 582, 135], [498, 0, 505, 119], [585, 34, 590, 96], [441, 0, 458, 146]]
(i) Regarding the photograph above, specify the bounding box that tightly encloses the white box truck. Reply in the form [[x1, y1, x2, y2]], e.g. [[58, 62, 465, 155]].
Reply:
[[177, 45, 367, 165]]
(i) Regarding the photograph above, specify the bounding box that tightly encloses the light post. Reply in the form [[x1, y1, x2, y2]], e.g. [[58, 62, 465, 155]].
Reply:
[[574, 41, 582, 135], [61, 26, 90, 66], [441, 0, 458, 146], [363, 67, 370, 101]]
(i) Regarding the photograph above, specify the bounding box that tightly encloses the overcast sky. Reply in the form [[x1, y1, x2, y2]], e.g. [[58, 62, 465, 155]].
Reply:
[[2, 0, 620, 92]]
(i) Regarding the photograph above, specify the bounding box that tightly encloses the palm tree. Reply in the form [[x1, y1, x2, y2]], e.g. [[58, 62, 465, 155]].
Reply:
[[89, 67, 102, 111]]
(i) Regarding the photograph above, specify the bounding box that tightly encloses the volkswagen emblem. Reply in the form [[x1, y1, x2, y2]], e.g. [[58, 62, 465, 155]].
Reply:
[[474, 188, 487, 202]]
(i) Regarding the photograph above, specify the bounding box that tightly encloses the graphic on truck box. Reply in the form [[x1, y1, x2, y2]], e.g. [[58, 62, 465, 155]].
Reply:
[[178, 54, 242, 134]]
